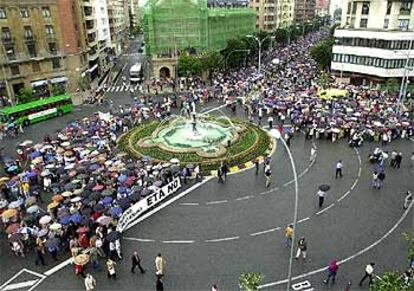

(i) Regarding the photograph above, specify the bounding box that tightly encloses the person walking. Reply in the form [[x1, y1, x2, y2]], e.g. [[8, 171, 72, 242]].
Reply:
[[254, 159, 259, 175], [394, 152, 402, 169], [335, 160, 343, 178], [410, 152, 414, 168], [156, 276, 164, 291], [265, 165, 272, 188], [155, 253, 166, 277], [404, 191, 413, 210], [317, 189, 326, 208], [220, 162, 229, 182], [84, 273, 96, 291], [372, 171, 380, 189], [359, 262, 375, 286], [106, 259, 117, 280], [323, 260, 339, 284], [268, 116, 274, 129], [131, 251, 146, 274], [309, 145, 316, 164], [284, 224, 293, 248], [211, 284, 219, 291], [295, 237, 307, 260], [34, 245, 46, 266]]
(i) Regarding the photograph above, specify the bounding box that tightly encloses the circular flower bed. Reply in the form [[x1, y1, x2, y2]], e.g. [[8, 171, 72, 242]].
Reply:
[[118, 118, 272, 173]]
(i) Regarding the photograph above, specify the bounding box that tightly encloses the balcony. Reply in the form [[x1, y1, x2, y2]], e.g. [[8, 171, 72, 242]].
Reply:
[[46, 33, 56, 41], [83, 0, 93, 7], [1, 36, 14, 45], [24, 35, 36, 43], [88, 49, 99, 61], [400, 8, 411, 16]]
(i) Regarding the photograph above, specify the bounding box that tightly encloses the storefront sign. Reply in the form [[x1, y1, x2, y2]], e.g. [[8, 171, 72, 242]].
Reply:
[[117, 177, 181, 232], [28, 108, 57, 120]]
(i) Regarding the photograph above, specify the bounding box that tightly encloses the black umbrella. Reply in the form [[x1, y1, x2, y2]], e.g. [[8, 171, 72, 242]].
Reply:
[[141, 188, 152, 197], [45, 237, 60, 249], [118, 198, 131, 209], [94, 203, 105, 211], [319, 184, 331, 192], [81, 190, 92, 198], [64, 183, 76, 191], [129, 193, 140, 203], [101, 189, 113, 196], [106, 231, 120, 242]]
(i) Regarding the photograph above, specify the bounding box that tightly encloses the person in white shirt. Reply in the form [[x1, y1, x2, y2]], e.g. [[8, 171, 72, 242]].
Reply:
[[335, 160, 343, 178], [84, 273, 96, 291], [155, 253, 166, 277], [359, 262, 375, 286]]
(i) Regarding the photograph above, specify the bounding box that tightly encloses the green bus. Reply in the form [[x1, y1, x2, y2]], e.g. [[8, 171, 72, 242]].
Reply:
[[0, 94, 73, 126]]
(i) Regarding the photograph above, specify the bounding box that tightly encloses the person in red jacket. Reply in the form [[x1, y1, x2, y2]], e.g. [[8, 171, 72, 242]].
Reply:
[[323, 260, 339, 284]]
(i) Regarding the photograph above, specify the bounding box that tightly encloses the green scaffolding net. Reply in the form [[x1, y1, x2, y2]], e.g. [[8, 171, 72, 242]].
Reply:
[[143, 0, 255, 57]]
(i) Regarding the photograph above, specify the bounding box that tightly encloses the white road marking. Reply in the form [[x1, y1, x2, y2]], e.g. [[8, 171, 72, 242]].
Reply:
[[0, 269, 26, 290], [236, 195, 253, 201], [162, 240, 195, 244], [180, 202, 200, 206], [206, 200, 228, 205], [297, 217, 310, 223], [250, 227, 281, 236], [337, 190, 351, 202], [115, 86, 120, 92], [124, 237, 156, 242], [2, 280, 39, 291], [259, 200, 414, 289], [315, 203, 335, 215], [205, 236, 239, 243]]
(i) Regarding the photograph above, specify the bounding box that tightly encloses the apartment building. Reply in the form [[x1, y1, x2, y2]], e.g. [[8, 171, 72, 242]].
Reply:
[[316, 0, 330, 15], [0, 0, 89, 99], [129, 0, 140, 30], [108, 0, 129, 56], [93, 0, 112, 72], [250, 0, 294, 31], [295, 0, 316, 23], [332, 0, 414, 84]]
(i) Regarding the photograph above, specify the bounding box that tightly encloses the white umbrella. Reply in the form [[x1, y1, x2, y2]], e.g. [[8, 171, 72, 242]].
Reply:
[[39, 215, 52, 225], [70, 196, 82, 203], [170, 158, 180, 164], [49, 223, 62, 231]]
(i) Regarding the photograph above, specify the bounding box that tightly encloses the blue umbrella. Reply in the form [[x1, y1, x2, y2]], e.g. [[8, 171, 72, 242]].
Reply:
[[69, 213, 83, 224], [30, 151, 41, 159], [27, 171, 37, 178], [102, 197, 113, 206], [7, 180, 16, 187], [60, 215, 71, 225], [118, 175, 127, 183], [89, 164, 100, 171], [109, 207, 123, 216], [7, 165, 18, 172], [118, 187, 127, 194]]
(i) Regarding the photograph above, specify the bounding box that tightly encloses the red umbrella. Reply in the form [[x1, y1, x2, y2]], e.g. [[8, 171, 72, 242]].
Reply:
[[92, 184, 104, 191], [76, 226, 90, 234], [6, 223, 20, 234]]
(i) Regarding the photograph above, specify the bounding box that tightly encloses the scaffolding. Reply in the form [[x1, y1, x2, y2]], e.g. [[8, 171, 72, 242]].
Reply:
[[143, 0, 255, 57]]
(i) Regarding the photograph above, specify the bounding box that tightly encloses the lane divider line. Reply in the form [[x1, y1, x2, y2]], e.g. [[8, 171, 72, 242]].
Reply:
[[205, 236, 240, 243], [316, 203, 335, 216], [206, 200, 228, 205], [124, 237, 155, 242], [236, 195, 253, 201], [250, 227, 281, 236], [297, 217, 310, 223], [162, 240, 195, 244], [179, 202, 200, 206]]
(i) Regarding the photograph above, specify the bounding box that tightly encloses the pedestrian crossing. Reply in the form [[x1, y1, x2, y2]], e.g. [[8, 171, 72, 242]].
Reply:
[[105, 83, 141, 93]]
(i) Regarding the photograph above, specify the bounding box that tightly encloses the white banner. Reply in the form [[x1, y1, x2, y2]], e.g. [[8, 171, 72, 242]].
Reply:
[[28, 108, 57, 120], [117, 177, 181, 232]]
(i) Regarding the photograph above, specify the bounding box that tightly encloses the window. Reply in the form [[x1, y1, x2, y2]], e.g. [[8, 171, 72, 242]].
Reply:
[[32, 62, 40, 72], [4, 45, 15, 60], [48, 42, 57, 54], [45, 25, 54, 35], [399, 19, 409, 31], [24, 26, 33, 39], [384, 19, 389, 29], [1, 27, 11, 42], [42, 7, 51, 17], [0, 8, 6, 19], [27, 43, 37, 57], [400, 0, 412, 15], [347, 2, 351, 14], [10, 65, 19, 75], [360, 19, 368, 28], [386, 1, 392, 15], [352, 3, 357, 14], [52, 58, 60, 69], [361, 2, 370, 15], [20, 8, 29, 18]]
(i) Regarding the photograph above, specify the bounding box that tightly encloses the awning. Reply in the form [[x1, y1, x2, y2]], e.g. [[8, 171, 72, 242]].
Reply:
[[88, 64, 98, 73], [50, 77, 68, 84], [31, 80, 48, 87]]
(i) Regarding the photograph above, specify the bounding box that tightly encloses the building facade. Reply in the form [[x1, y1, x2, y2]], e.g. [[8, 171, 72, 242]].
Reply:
[[295, 0, 316, 23], [316, 0, 330, 15], [331, 0, 414, 84], [144, 0, 255, 79], [249, 0, 294, 31], [108, 0, 129, 56], [0, 0, 89, 100], [129, 0, 140, 30], [93, 0, 112, 72]]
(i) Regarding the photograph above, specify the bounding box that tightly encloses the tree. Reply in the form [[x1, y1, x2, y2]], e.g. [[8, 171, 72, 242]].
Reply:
[[238, 272, 263, 291], [370, 271, 410, 291], [16, 88, 34, 104], [200, 51, 222, 73], [274, 28, 289, 45], [318, 72, 331, 89], [177, 54, 202, 77], [310, 37, 335, 70], [386, 78, 400, 93], [334, 8, 342, 22]]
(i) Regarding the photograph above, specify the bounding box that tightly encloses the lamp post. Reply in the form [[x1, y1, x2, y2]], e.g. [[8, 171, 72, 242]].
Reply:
[[225, 49, 250, 69], [246, 35, 275, 74], [269, 129, 299, 291]]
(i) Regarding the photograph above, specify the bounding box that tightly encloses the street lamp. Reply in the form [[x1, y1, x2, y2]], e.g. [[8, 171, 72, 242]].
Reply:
[[246, 35, 275, 74], [269, 129, 299, 291]]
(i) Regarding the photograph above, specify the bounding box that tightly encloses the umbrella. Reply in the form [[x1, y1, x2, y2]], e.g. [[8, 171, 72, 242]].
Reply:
[[64, 183, 76, 191], [26, 205, 40, 213], [101, 189, 113, 196], [45, 237, 59, 249], [30, 151, 41, 159], [70, 213, 83, 224], [118, 198, 131, 209], [39, 215, 52, 224], [62, 191, 73, 197], [21, 140, 33, 146], [141, 188, 152, 196], [102, 197, 113, 206], [74, 254, 90, 266], [8, 200, 24, 209], [52, 194, 64, 202], [17, 227, 33, 234], [109, 207, 123, 216], [6, 223, 20, 234], [2, 208, 18, 219], [71, 196, 82, 203], [319, 184, 331, 192], [170, 158, 180, 164], [0, 200, 8, 209], [47, 201, 59, 209], [92, 184, 104, 191], [8, 233, 22, 242], [118, 174, 128, 183], [37, 229, 48, 237], [97, 216, 112, 226], [106, 231, 120, 242], [93, 203, 104, 211], [59, 215, 71, 225], [76, 226, 90, 233], [25, 196, 37, 206], [153, 180, 163, 187], [49, 223, 62, 231]]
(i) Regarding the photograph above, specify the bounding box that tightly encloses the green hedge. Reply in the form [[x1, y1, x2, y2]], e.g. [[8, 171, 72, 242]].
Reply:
[[118, 119, 272, 173]]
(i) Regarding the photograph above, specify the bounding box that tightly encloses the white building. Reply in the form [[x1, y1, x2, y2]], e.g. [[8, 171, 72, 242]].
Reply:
[[94, 0, 112, 69], [249, 0, 294, 31], [331, 0, 414, 85]]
